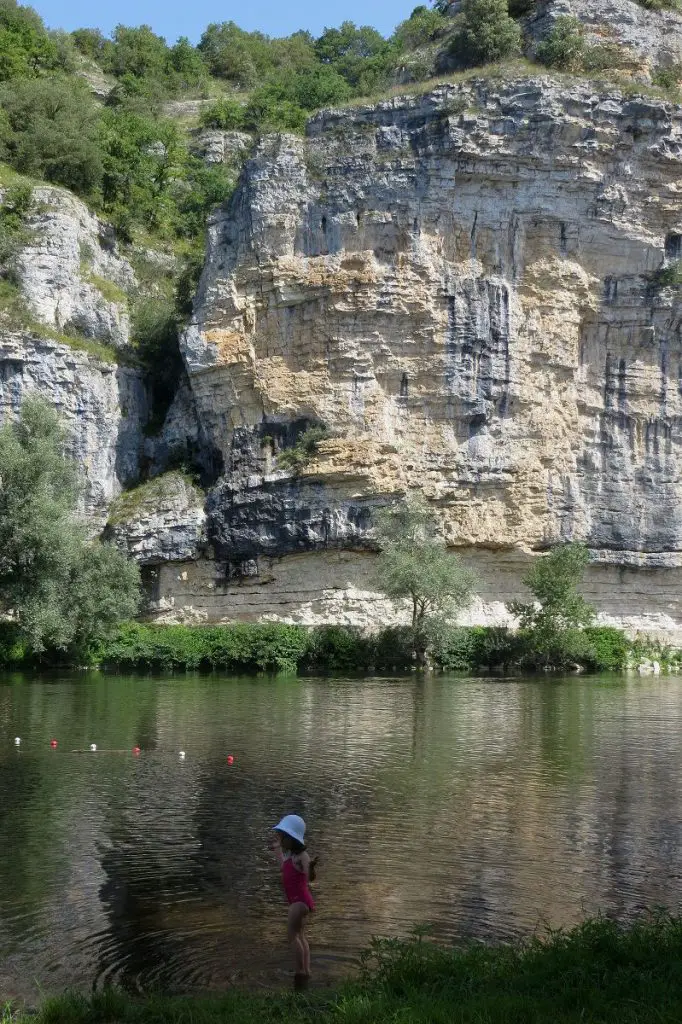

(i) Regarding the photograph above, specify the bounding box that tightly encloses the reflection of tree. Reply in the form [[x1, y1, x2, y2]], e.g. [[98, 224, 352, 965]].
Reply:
[[3, 672, 682, 998]]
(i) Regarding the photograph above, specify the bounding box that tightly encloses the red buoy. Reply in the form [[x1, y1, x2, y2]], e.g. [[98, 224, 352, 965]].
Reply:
[[133, 746, 141, 755], [50, 739, 58, 749], [227, 755, 234, 765]]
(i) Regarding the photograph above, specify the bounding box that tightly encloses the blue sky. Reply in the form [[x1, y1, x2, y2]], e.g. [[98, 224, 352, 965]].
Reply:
[[33, 0, 420, 43]]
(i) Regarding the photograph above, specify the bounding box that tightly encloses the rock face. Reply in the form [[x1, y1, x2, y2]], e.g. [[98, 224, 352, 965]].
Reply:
[[150, 72, 682, 637], [528, 0, 682, 77], [14, 186, 134, 347], [0, 331, 148, 518], [105, 471, 207, 564]]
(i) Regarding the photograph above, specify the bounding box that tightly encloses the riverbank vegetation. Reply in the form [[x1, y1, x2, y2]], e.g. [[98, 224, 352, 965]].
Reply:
[[0, 399, 140, 662], [13, 916, 682, 1023]]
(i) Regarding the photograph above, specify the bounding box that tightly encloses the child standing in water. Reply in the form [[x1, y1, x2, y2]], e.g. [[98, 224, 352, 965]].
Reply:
[[272, 814, 316, 991]]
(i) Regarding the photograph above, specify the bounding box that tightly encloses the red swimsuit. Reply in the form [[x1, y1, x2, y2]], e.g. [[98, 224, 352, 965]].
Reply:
[[282, 856, 315, 911]]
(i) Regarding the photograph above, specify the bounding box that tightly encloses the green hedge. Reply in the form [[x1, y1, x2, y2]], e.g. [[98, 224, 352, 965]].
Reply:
[[0, 620, 647, 675]]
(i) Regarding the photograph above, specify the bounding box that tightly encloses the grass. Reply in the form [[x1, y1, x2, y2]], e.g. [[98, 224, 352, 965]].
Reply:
[[12, 916, 682, 1024], [84, 272, 129, 306], [107, 471, 203, 525]]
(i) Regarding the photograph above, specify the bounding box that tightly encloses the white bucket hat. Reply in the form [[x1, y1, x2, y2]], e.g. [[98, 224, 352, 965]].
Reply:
[[273, 814, 306, 845]]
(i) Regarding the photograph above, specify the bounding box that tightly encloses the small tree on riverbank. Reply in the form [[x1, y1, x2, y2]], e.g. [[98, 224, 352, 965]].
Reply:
[[0, 398, 140, 659], [374, 494, 476, 667], [508, 543, 596, 670]]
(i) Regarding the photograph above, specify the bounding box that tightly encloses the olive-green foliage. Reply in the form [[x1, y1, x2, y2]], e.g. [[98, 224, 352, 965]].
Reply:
[[507, 543, 596, 670], [649, 260, 682, 288], [0, 399, 140, 656], [394, 6, 447, 50], [0, 0, 69, 81], [636, 0, 682, 9], [451, 0, 522, 67], [583, 625, 631, 671], [131, 295, 184, 431], [316, 21, 396, 92], [536, 17, 586, 71], [374, 495, 476, 661], [18, 916, 682, 1024], [277, 425, 329, 472], [0, 75, 102, 194], [536, 16, 631, 74], [652, 63, 682, 89], [0, 181, 33, 278], [199, 96, 246, 131], [93, 25, 209, 103]]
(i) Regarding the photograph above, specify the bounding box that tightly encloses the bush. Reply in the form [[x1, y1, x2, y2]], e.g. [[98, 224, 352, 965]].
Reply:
[[451, 0, 522, 66], [0, 75, 102, 195], [652, 63, 682, 89], [536, 16, 585, 70], [583, 626, 630, 672], [199, 96, 246, 131], [277, 425, 329, 473], [0, 0, 65, 81], [393, 6, 446, 50]]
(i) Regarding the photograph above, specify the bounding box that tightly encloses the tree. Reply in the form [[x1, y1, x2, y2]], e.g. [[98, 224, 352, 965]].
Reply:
[[0, 398, 140, 657], [374, 494, 476, 666], [451, 0, 522, 66], [507, 543, 596, 669], [394, 7, 446, 51], [535, 16, 585, 70], [0, 0, 63, 81], [0, 75, 102, 195], [315, 21, 394, 90]]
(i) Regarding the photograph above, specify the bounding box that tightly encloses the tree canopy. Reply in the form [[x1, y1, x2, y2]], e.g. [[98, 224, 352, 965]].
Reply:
[[374, 494, 476, 664], [0, 398, 140, 657]]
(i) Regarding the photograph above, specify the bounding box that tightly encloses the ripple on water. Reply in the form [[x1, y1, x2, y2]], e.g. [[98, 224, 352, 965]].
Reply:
[[1, 673, 682, 997]]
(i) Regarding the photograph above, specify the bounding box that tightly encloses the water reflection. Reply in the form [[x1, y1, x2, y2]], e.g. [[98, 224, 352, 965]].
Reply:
[[0, 673, 681, 1000]]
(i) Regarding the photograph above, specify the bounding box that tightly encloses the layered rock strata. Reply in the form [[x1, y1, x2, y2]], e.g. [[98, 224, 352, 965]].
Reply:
[[151, 74, 682, 637]]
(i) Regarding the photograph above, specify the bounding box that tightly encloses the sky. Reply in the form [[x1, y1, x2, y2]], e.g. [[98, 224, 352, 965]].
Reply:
[[32, 0, 420, 43]]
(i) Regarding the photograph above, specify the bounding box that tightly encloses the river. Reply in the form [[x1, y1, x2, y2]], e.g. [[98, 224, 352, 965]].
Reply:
[[0, 672, 681, 1000]]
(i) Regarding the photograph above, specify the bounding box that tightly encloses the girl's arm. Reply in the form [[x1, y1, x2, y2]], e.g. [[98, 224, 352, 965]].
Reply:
[[296, 851, 312, 878]]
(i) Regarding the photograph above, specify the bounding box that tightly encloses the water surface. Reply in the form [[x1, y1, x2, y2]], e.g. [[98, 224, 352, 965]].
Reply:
[[1, 672, 681, 1000]]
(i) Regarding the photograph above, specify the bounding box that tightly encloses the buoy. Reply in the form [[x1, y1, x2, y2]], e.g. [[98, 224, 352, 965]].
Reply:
[[14, 737, 20, 746], [227, 754, 234, 765], [50, 739, 58, 749], [179, 751, 186, 759], [133, 746, 141, 756], [90, 743, 97, 752]]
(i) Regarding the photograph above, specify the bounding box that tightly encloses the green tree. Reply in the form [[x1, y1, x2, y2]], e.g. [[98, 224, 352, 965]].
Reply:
[[394, 6, 446, 51], [0, 75, 102, 195], [0, 0, 62, 81], [452, 0, 522, 66], [315, 21, 394, 91], [0, 398, 140, 657], [374, 494, 476, 666], [507, 543, 596, 670], [535, 16, 585, 70], [102, 24, 169, 80]]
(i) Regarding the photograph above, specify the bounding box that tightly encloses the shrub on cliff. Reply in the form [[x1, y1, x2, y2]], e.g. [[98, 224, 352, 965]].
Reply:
[[0, 75, 102, 195], [451, 0, 522, 67], [0, 398, 140, 658], [394, 6, 447, 51]]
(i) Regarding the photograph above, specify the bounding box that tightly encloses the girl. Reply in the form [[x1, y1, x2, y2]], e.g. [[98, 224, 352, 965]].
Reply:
[[272, 814, 317, 991]]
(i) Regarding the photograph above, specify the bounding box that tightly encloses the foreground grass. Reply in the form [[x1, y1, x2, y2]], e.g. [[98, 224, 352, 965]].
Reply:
[[18, 917, 682, 1024]]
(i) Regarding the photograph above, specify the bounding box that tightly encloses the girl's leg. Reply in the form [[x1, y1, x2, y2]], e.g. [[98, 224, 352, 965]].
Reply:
[[287, 904, 308, 976], [301, 928, 311, 976]]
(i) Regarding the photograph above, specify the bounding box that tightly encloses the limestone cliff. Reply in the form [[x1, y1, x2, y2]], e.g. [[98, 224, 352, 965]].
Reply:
[[158, 72, 682, 637]]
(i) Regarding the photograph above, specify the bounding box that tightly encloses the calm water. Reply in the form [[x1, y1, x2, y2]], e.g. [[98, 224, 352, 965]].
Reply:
[[1, 672, 682, 1000]]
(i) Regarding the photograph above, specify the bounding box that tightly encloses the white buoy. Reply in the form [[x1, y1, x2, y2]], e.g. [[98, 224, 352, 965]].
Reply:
[[179, 751, 186, 759], [14, 737, 20, 746], [90, 743, 97, 752]]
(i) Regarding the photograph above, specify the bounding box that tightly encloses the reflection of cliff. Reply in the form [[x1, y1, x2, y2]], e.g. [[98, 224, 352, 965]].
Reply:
[[3, 675, 682, 999]]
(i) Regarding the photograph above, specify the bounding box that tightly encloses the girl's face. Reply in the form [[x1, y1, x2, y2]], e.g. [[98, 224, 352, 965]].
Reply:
[[277, 831, 294, 852]]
